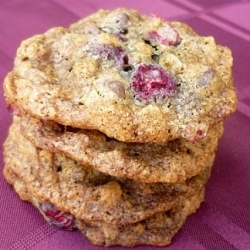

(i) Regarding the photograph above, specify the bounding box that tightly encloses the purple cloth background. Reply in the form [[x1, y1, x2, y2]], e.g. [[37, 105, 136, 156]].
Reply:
[[1, 0, 250, 249]]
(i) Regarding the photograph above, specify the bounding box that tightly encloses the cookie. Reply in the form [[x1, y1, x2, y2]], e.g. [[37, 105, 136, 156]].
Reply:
[[4, 163, 204, 247], [21, 115, 223, 183], [76, 190, 204, 247], [3, 8, 237, 143], [3, 116, 211, 225]]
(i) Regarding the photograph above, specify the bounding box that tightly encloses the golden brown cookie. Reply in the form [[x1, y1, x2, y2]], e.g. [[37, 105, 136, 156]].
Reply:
[[21, 115, 223, 183], [3, 117, 211, 225], [76, 190, 204, 247], [4, 160, 204, 247], [3, 8, 237, 143]]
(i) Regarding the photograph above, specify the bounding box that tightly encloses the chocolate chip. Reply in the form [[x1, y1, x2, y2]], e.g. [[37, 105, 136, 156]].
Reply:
[[112, 12, 129, 31], [107, 81, 126, 99], [151, 54, 160, 63], [197, 68, 215, 88]]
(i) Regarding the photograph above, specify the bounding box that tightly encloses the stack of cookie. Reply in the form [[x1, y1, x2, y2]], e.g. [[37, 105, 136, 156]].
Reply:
[[3, 8, 237, 247]]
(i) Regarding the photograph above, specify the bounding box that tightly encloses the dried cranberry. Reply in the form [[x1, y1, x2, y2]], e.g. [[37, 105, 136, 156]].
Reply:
[[7, 104, 21, 116], [131, 64, 176, 101], [149, 23, 179, 46], [196, 129, 206, 140], [39, 202, 75, 230], [181, 125, 207, 142]]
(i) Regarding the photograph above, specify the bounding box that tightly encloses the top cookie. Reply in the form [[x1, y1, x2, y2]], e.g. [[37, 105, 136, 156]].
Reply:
[[4, 8, 237, 143]]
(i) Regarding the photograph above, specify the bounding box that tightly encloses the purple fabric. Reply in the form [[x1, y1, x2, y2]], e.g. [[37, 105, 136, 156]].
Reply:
[[0, 0, 250, 249]]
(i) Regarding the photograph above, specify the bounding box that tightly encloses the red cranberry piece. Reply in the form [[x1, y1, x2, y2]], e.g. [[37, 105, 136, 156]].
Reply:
[[196, 129, 206, 139], [7, 104, 22, 116], [149, 23, 179, 46], [181, 125, 207, 142], [39, 202, 75, 230], [131, 64, 176, 101]]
